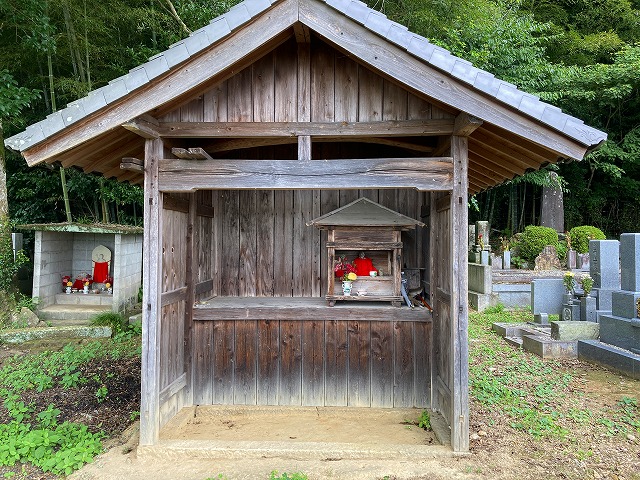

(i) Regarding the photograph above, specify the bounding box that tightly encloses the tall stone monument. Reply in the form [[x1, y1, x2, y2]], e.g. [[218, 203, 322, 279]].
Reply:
[[540, 172, 564, 233]]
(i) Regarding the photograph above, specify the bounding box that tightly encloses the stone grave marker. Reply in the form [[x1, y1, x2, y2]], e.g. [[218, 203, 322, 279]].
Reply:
[[589, 239, 620, 311], [599, 233, 640, 353], [531, 278, 564, 324]]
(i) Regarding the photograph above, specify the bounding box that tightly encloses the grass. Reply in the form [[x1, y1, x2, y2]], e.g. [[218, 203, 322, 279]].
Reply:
[[468, 307, 639, 440]]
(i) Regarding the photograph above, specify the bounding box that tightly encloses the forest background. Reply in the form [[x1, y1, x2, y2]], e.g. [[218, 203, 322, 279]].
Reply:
[[2, 0, 640, 241]]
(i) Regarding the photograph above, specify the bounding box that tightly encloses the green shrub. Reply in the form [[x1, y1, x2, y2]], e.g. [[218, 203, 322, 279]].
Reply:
[[569, 226, 606, 253], [90, 311, 126, 335], [514, 226, 559, 264]]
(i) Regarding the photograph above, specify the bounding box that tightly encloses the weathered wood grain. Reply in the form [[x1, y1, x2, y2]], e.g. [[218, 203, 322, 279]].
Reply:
[[140, 138, 163, 445], [192, 321, 214, 404], [234, 320, 257, 405], [221, 191, 239, 296], [273, 190, 294, 296], [158, 158, 454, 191], [370, 320, 394, 408], [156, 119, 454, 138], [451, 135, 470, 452], [394, 321, 414, 407], [302, 320, 325, 405], [238, 191, 257, 297], [257, 320, 279, 404], [279, 320, 302, 405], [348, 320, 371, 407], [212, 320, 235, 404], [324, 320, 348, 406], [256, 190, 275, 296]]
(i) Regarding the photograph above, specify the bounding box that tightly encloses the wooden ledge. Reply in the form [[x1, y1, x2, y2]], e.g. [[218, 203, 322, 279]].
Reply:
[[193, 297, 431, 322]]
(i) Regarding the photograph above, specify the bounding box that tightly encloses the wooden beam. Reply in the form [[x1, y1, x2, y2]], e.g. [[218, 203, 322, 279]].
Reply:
[[158, 157, 454, 191], [155, 119, 455, 138], [202, 136, 433, 154], [298, 135, 311, 161], [298, 0, 590, 160], [122, 114, 160, 139], [171, 147, 214, 160], [120, 157, 144, 172], [451, 134, 470, 453], [453, 113, 483, 137], [21, 0, 299, 166], [293, 22, 311, 44]]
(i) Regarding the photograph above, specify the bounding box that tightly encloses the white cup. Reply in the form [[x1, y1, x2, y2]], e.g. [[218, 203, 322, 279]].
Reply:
[[369, 271, 377, 277]]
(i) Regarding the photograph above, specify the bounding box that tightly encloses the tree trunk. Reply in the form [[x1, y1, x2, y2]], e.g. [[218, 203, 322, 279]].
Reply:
[[0, 120, 8, 220]]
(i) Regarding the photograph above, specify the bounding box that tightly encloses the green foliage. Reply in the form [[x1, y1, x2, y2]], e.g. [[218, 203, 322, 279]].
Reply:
[[417, 410, 431, 430], [0, 337, 141, 476], [513, 226, 559, 264], [269, 472, 308, 480], [90, 311, 127, 335], [569, 226, 606, 253]]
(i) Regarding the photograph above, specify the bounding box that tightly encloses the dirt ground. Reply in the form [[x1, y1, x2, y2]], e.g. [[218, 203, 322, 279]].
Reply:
[[2, 338, 639, 480]]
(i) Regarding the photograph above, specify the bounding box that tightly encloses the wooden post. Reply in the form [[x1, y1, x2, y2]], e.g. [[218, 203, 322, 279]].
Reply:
[[184, 192, 197, 405], [450, 135, 469, 452], [140, 138, 164, 445], [429, 191, 438, 412]]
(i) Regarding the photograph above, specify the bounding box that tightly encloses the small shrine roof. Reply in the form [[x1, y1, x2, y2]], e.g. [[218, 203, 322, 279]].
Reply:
[[308, 197, 425, 229]]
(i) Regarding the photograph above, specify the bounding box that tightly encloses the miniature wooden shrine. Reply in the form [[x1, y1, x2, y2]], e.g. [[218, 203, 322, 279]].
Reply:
[[309, 198, 425, 306]]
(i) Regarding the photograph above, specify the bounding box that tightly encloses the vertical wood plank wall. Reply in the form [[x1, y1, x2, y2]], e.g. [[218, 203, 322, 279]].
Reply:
[[152, 37, 455, 413]]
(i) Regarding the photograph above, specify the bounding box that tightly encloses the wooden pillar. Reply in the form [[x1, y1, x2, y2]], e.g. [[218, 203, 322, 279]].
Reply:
[[140, 138, 164, 445], [450, 135, 469, 452], [184, 192, 197, 405]]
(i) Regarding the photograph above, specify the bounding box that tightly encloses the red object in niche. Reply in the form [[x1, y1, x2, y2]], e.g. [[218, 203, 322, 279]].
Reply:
[[93, 262, 109, 283], [353, 256, 376, 276]]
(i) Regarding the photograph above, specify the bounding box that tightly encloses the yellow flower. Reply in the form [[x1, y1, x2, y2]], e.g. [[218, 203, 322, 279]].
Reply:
[[346, 272, 357, 281]]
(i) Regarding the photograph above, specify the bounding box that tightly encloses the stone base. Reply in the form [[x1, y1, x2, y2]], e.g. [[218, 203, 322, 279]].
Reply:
[[561, 302, 581, 321], [550, 321, 599, 341], [611, 290, 640, 318], [578, 340, 640, 380], [592, 288, 616, 311], [522, 335, 578, 359], [468, 290, 496, 312], [598, 314, 640, 352]]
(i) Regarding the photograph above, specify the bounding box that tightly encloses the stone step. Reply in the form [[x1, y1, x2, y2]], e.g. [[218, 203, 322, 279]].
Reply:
[[38, 304, 111, 321], [578, 340, 640, 380], [55, 292, 113, 306], [504, 336, 523, 348], [0, 325, 112, 344]]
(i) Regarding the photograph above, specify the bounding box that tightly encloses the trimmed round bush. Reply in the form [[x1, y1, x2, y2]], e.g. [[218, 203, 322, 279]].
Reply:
[[516, 226, 559, 264], [569, 226, 606, 253]]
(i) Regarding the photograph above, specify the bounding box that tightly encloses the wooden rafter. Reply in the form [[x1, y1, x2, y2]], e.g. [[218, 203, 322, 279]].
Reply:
[[154, 119, 455, 138], [158, 157, 454, 191]]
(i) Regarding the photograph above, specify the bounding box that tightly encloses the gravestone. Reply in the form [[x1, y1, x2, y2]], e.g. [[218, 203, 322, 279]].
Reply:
[[621, 234, 640, 291], [468, 225, 476, 253], [540, 172, 564, 233], [578, 253, 590, 271], [475, 221, 489, 251], [589, 240, 620, 311], [531, 278, 564, 324], [534, 245, 562, 271], [598, 233, 640, 352], [491, 253, 503, 270], [581, 296, 597, 322], [567, 249, 577, 269]]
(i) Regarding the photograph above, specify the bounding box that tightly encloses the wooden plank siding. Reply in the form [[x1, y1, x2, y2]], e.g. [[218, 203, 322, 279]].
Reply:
[[191, 318, 430, 408], [194, 189, 426, 298]]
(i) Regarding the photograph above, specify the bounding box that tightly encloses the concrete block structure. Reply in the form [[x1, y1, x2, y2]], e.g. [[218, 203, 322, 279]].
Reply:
[[24, 223, 143, 314]]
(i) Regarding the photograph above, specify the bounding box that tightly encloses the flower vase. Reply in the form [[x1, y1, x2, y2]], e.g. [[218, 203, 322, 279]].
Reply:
[[65, 286, 71, 295], [342, 281, 353, 296], [83, 285, 89, 294], [107, 288, 112, 294]]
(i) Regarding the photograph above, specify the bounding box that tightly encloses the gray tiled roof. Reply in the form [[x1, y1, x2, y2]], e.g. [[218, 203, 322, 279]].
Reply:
[[5, 0, 606, 154]]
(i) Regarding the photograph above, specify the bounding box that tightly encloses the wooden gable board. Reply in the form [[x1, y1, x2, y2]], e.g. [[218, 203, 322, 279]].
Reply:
[[308, 197, 425, 228]]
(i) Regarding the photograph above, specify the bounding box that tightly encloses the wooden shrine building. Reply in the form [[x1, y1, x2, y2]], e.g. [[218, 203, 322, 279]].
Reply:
[[6, 0, 607, 453]]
